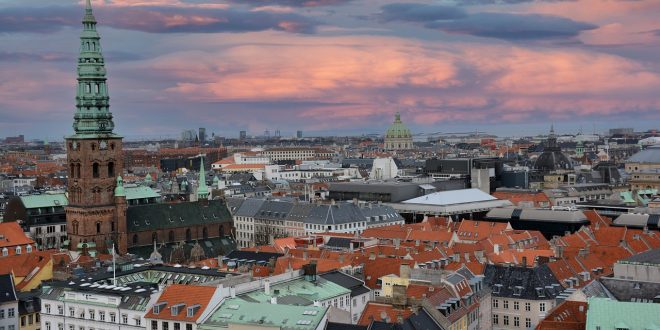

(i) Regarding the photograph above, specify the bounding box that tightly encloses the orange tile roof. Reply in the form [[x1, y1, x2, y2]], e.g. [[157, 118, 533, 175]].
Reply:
[[455, 220, 509, 241], [492, 191, 551, 207], [144, 284, 217, 321], [536, 301, 587, 330], [357, 302, 413, 326], [0, 222, 35, 253]]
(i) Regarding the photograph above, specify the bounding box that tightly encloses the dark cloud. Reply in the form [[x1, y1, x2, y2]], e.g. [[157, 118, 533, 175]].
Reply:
[[0, 5, 317, 34], [379, 3, 466, 22], [426, 13, 597, 40], [223, 0, 354, 7]]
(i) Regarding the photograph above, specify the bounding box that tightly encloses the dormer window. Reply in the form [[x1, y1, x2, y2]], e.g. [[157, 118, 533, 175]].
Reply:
[[535, 287, 545, 297], [171, 304, 185, 316], [153, 302, 167, 315], [187, 304, 200, 317], [492, 284, 502, 294], [513, 286, 523, 296]]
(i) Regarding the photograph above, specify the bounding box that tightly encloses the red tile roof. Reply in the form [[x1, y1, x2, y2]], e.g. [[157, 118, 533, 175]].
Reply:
[[357, 302, 413, 326], [144, 284, 217, 322]]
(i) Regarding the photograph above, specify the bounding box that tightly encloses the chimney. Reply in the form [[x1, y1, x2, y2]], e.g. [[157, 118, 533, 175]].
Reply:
[[264, 279, 271, 295], [313, 300, 321, 307], [522, 256, 527, 267], [400, 263, 410, 279], [415, 240, 420, 246], [217, 256, 223, 268], [394, 238, 401, 249], [380, 311, 388, 322]]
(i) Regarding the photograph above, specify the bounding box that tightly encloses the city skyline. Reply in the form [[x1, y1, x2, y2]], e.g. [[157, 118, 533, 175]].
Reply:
[[0, 0, 659, 139]]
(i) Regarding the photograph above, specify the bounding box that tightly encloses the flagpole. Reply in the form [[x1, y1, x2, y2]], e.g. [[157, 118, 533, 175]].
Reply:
[[112, 243, 116, 286]]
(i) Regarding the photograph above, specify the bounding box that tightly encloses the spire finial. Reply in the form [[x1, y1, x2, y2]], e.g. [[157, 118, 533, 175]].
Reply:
[[395, 112, 401, 122], [86, 0, 92, 11]]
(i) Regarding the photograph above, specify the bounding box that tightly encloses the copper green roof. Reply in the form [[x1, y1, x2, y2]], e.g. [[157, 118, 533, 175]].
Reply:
[[385, 112, 412, 139], [114, 176, 126, 197], [124, 186, 159, 200], [201, 298, 327, 330], [238, 277, 350, 305], [20, 193, 68, 209], [585, 298, 660, 330]]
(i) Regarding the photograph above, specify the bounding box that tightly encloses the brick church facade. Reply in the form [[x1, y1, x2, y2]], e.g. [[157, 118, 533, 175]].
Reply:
[[65, 1, 233, 257]]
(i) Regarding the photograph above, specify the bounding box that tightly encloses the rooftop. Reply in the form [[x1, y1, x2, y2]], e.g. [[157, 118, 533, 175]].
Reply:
[[402, 188, 496, 206], [238, 276, 350, 305], [201, 298, 327, 330], [585, 298, 660, 329]]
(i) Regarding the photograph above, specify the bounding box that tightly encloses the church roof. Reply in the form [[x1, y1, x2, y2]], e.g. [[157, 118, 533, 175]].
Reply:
[[126, 199, 231, 232], [385, 113, 412, 139]]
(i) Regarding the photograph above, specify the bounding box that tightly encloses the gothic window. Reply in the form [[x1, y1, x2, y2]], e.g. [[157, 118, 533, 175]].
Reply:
[[203, 227, 208, 239], [91, 143, 96, 151], [96, 222, 101, 234], [168, 231, 175, 242], [72, 221, 79, 235], [108, 162, 115, 177], [75, 164, 81, 178], [110, 143, 115, 150], [86, 42, 90, 50], [186, 229, 192, 241], [152, 232, 158, 243], [111, 221, 115, 232], [92, 162, 99, 178], [132, 235, 138, 245], [70, 163, 75, 178]]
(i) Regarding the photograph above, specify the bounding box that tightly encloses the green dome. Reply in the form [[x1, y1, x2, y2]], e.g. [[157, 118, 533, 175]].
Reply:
[[385, 112, 412, 138]]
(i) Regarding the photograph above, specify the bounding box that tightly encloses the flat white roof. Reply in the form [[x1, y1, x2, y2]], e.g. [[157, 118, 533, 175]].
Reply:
[[402, 188, 497, 206]]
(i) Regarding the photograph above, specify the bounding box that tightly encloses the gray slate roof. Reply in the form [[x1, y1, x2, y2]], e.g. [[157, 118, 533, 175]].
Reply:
[[234, 198, 266, 217], [484, 264, 562, 300], [627, 145, 660, 163], [127, 199, 231, 232]]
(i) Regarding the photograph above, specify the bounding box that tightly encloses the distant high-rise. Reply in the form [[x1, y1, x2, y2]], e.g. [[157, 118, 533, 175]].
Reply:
[[297, 130, 303, 139], [181, 129, 196, 142], [239, 131, 247, 140], [199, 127, 206, 145]]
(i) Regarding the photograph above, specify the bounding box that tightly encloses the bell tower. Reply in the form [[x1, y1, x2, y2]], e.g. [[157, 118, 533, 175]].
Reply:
[[66, 0, 126, 254]]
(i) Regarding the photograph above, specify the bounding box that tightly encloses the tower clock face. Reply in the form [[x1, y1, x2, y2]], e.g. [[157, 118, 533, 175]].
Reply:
[[100, 140, 107, 150], [72, 141, 78, 150]]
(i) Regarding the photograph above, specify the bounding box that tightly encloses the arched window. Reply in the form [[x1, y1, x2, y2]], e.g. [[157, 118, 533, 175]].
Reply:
[[72, 221, 79, 235], [168, 231, 175, 242], [152, 232, 158, 243], [93, 162, 99, 178], [96, 222, 101, 234], [75, 164, 81, 178], [70, 163, 75, 178], [108, 162, 115, 177], [15, 246, 21, 255], [203, 227, 208, 239], [85, 83, 91, 93], [86, 42, 90, 50], [185, 229, 192, 241], [132, 234, 138, 245]]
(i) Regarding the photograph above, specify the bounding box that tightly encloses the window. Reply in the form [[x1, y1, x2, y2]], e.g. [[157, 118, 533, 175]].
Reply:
[[162, 322, 169, 330], [493, 299, 499, 309], [186, 325, 192, 330], [492, 314, 498, 325], [93, 162, 99, 178], [110, 313, 116, 323], [525, 302, 531, 311], [46, 322, 51, 330], [133, 234, 138, 245], [69, 307, 75, 317], [503, 300, 509, 309], [540, 303, 546, 312], [135, 318, 141, 326], [21, 317, 26, 327], [151, 320, 158, 330], [108, 162, 114, 177], [514, 316, 520, 327], [122, 314, 128, 324], [169, 231, 175, 242], [58, 323, 64, 330], [526, 318, 532, 328], [99, 311, 105, 321], [174, 323, 180, 330], [15, 246, 21, 255], [503, 315, 509, 326], [89, 310, 95, 320], [45, 304, 51, 314], [514, 301, 519, 310]]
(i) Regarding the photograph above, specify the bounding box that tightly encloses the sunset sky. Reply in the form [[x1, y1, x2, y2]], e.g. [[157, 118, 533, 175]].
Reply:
[[1, 0, 659, 140]]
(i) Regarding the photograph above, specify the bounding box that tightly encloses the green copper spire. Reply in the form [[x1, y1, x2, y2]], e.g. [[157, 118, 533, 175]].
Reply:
[[197, 157, 209, 200], [114, 176, 125, 197], [73, 0, 117, 137]]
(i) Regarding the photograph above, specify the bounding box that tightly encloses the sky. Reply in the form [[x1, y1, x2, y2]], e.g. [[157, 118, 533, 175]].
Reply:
[[0, 0, 659, 140]]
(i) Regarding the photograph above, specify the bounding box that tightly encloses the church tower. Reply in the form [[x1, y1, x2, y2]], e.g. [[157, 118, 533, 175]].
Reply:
[[66, 0, 126, 254]]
